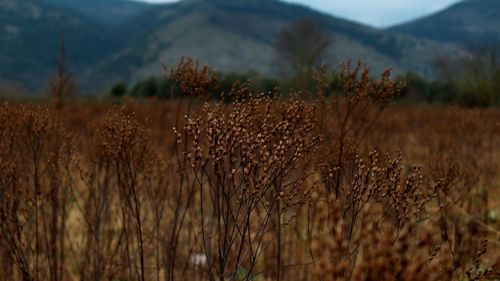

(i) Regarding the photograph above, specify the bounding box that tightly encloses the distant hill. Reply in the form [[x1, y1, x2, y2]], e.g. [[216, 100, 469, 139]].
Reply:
[[0, 0, 118, 90], [388, 0, 500, 48], [0, 0, 466, 92], [40, 0, 153, 25], [85, 0, 461, 89]]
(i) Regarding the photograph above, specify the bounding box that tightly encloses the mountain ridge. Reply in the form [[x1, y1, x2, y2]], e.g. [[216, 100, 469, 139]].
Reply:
[[0, 0, 119, 90], [40, 0, 153, 25], [3, 0, 491, 93], [388, 0, 500, 48], [84, 0, 462, 89]]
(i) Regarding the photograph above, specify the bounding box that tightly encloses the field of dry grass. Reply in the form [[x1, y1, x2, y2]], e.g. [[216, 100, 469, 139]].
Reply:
[[0, 61, 499, 281]]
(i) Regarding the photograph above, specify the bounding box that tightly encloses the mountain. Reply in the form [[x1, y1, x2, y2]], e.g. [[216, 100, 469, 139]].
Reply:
[[0, 0, 119, 90], [40, 0, 153, 25], [85, 0, 461, 88], [388, 0, 500, 48], [1, 0, 466, 92]]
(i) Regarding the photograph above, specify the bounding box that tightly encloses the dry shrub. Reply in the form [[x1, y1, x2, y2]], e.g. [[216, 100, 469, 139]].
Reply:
[[311, 152, 451, 281], [0, 104, 75, 281], [178, 92, 320, 280], [0, 60, 499, 281]]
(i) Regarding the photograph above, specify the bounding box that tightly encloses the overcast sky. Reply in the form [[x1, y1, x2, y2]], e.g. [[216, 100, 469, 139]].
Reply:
[[137, 0, 462, 27]]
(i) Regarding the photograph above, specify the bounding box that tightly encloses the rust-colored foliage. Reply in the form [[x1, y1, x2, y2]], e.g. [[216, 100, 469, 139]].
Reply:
[[0, 60, 499, 281]]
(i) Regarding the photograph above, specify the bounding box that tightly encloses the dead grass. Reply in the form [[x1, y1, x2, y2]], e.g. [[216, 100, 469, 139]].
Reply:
[[0, 60, 499, 281]]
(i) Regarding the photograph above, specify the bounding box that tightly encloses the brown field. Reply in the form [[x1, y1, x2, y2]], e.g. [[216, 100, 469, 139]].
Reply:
[[0, 62, 499, 281]]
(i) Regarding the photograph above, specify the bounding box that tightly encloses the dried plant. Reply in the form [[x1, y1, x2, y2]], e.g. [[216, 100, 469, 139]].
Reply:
[[0, 59, 498, 281]]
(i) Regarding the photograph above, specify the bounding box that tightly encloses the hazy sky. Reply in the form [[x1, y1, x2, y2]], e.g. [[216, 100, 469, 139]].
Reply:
[[137, 0, 463, 27]]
